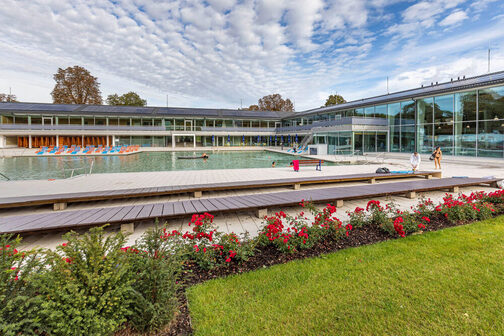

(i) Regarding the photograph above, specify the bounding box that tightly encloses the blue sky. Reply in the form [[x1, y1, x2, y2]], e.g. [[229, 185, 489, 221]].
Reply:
[[0, 0, 503, 111]]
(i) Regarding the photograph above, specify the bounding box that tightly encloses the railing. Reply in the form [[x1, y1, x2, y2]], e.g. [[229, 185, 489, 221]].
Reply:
[[199, 127, 274, 132], [276, 117, 388, 133], [0, 124, 165, 131]]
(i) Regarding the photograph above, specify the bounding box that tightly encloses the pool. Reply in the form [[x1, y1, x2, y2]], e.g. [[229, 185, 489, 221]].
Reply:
[[0, 150, 336, 181]]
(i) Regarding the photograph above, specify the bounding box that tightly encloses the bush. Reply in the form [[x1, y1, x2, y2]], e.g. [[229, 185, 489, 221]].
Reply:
[[126, 225, 183, 332], [35, 227, 132, 336], [162, 213, 254, 269], [0, 234, 45, 336], [256, 203, 349, 253]]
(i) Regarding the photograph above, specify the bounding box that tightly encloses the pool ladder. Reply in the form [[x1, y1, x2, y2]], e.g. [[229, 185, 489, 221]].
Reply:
[[0, 172, 10, 181]]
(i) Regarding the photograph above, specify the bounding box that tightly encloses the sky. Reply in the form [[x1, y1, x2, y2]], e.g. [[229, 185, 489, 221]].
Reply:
[[0, 0, 503, 112]]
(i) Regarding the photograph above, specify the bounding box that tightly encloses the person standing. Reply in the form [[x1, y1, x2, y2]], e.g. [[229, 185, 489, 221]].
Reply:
[[410, 152, 421, 172], [433, 146, 442, 170]]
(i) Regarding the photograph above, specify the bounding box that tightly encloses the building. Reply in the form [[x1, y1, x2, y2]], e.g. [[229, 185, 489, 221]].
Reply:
[[1, 70, 504, 157]]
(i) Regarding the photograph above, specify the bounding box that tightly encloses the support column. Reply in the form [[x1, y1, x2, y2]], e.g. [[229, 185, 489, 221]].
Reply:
[[334, 199, 344, 207], [56, 135, 59, 146], [121, 223, 135, 234], [193, 135, 196, 148], [405, 191, 416, 199], [28, 135, 32, 149], [82, 135, 84, 146], [449, 186, 459, 193], [256, 208, 268, 218], [172, 134, 175, 148]]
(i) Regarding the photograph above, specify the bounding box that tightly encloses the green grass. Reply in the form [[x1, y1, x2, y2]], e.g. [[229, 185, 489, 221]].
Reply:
[[187, 217, 504, 336]]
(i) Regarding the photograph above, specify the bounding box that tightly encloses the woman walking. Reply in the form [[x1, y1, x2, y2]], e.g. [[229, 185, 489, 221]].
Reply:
[[433, 146, 442, 170]]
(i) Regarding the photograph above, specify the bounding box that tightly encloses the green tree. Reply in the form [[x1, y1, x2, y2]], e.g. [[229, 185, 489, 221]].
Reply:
[[51, 66, 102, 104], [255, 94, 294, 112], [324, 94, 346, 107], [0, 93, 18, 102], [106, 91, 147, 106]]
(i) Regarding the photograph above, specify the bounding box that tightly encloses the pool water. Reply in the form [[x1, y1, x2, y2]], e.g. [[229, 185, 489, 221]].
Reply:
[[0, 151, 335, 181]]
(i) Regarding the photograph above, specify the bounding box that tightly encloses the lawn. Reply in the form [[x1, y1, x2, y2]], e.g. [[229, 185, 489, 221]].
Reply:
[[187, 216, 504, 336]]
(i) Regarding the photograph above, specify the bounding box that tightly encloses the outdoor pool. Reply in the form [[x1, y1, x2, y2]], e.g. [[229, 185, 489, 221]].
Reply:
[[0, 150, 336, 181]]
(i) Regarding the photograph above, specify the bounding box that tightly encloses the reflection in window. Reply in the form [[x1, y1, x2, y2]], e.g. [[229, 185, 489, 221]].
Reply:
[[375, 105, 387, 119], [454, 122, 476, 156], [434, 95, 454, 123], [417, 98, 433, 124], [417, 124, 433, 154], [478, 86, 504, 121], [401, 101, 415, 125], [455, 91, 476, 122], [388, 103, 400, 127], [478, 120, 504, 158]]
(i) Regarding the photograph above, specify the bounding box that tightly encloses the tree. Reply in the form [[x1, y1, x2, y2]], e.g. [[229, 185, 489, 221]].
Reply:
[[51, 66, 102, 104], [256, 94, 294, 112], [0, 93, 17, 102], [247, 104, 259, 111], [106, 92, 147, 106], [324, 94, 346, 107]]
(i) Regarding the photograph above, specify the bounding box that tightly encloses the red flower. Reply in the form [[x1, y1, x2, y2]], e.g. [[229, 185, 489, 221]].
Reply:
[[421, 216, 430, 222]]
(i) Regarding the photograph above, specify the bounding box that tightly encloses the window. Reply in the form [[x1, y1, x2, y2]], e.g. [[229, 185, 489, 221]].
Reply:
[[417, 124, 433, 154], [434, 95, 454, 123], [417, 98, 433, 124], [401, 101, 415, 125], [478, 85, 504, 121], [375, 105, 387, 119], [454, 122, 476, 156], [364, 106, 374, 118], [455, 91, 476, 122], [70, 117, 82, 125], [388, 103, 400, 127], [433, 123, 453, 155], [478, 120, 504, 158]]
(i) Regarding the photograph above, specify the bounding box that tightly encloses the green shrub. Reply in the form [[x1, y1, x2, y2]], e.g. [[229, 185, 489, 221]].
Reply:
[[126, 225, 183, 332], [35, 227, 132, 336], [0, 234, 45, 336]]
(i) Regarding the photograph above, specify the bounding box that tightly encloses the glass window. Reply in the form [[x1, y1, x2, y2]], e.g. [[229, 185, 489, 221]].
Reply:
[[1, 115, 14, 124], [364, 107, 374, 118], [30, 116, 42, 124], [141, 119, 152, 126], [195, 119, 204, 130], [95, 117, 106, 125], [401, 101, 415, 125], [454, 122, 476, 156], [15, 115, 29, 124], [70, 117, 82, 125], [417, 124, 433, 154], [478, 85, 504, 121], [455, 91, 476, 122], [132, 118, 141, 126], [417, 98, 433, 124], [345, 109, 354, 118], [355, 108, 364, 117], [108, 118, 118, 126], [433, 123, 453, 155], [388, 103, 400, 127], [175, 119, 184, 130], [83, 117, 94, 125], [242, 120, 250, 128], [215, 119, 223, 127], [389, 126, 400, 152], [252, 121, 260, 128], [153, 119, 162, 126], [119, 118, 131, 126], [401, 126, 415, 152], [375, 105, 387, 119], [434, 95, 454, 123], [478, 120, 504, 158], [224, 120, 233, 127], [364, 132, 376, 152]]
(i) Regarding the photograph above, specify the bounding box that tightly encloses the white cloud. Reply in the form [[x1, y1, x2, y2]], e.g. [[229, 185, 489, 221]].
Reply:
[[439, 10, 468, 26]]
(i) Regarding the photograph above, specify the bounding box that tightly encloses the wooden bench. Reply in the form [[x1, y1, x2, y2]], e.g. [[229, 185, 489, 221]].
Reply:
[[294, 159, 323, 171], [0, 177, 500, 235], [0, 171, 442, 210]]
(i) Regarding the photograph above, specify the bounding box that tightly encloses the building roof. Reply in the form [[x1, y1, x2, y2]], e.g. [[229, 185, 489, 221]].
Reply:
[[287, 70, 504, 119], [0, 102, 294, 120]]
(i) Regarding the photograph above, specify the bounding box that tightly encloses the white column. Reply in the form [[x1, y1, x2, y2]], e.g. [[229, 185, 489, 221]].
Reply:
[[82, 135, 84, 146], [56, 135, 59, 146], [193, 135, 196, 148], [28, 135, 32, 149], [172, 134, 175, 148], [107, 136, 110, 146]]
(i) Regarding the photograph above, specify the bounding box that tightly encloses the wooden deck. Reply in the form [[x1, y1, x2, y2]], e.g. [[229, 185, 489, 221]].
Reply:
[[0, 176, 499, 235], [0, 171, 440, 210]]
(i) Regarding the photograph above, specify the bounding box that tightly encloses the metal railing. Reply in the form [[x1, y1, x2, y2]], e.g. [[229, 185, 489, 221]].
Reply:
[[0, 124, 165, 131], [276, 117, 388, 133], [0, 172, 10, 181]]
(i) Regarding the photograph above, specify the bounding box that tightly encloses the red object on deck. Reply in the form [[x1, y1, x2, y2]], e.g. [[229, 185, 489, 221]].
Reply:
[[293, 160, 299, 172]]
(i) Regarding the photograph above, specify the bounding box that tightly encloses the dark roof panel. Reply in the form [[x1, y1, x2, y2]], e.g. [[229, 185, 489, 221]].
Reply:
[[0, 102, 83, 112]]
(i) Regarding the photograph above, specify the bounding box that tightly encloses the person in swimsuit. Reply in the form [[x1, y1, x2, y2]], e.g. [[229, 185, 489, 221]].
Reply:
[[433, 147, 442, 170]]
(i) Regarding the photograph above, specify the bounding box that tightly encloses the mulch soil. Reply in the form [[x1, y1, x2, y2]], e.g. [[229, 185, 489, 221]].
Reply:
[[164, 214, 471, 335]]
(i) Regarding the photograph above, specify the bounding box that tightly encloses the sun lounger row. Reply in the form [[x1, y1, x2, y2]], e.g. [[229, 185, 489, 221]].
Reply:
[[35, 145, 140, 155]]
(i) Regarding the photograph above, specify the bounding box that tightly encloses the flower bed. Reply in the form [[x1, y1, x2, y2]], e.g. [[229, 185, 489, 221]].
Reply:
[[1, 189, 504, 335]]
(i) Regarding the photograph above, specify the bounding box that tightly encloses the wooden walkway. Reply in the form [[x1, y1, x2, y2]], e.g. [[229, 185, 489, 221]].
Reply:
[[0, 171, 440, 210], [0, 176, 499, 235]]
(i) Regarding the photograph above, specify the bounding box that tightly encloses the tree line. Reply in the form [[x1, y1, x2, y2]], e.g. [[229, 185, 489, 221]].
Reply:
[[1, 65, 347, 110]]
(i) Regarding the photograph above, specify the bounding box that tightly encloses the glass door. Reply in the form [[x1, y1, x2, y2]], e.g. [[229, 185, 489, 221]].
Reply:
[[377, 132, 388, 152], [353, 132, 363, 154], [364, 132, 376, 152]]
